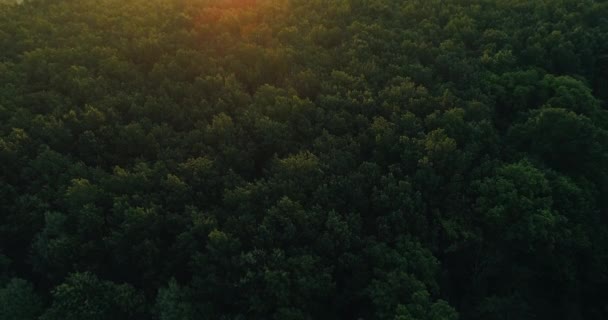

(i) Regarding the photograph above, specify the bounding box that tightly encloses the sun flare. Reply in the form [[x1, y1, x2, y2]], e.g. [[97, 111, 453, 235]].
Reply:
[[1, 0, 607, 319]]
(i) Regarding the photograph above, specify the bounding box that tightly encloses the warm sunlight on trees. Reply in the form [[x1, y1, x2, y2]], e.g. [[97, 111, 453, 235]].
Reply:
[[1, 0, 608, 319]]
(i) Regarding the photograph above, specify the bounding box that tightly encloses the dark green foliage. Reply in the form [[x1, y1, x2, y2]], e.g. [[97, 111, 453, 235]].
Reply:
[[40, 272, 146, 320], [1, 0, 608, 319], [0, 278, 43, 320]]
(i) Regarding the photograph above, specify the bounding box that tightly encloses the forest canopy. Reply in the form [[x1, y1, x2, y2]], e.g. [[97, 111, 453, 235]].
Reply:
[[1, 0, 608, 319]]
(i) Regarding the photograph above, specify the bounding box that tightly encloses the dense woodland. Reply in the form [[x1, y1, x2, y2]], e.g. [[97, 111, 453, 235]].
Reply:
[[1, 0, 608, 319]]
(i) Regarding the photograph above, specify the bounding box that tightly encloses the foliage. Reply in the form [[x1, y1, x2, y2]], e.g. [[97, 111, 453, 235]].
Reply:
[[1, 0, 608, 319]]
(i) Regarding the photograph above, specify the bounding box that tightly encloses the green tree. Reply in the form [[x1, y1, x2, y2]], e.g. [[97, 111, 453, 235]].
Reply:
[[0, 278, 43, 320], [41, 272, 147, 320]]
